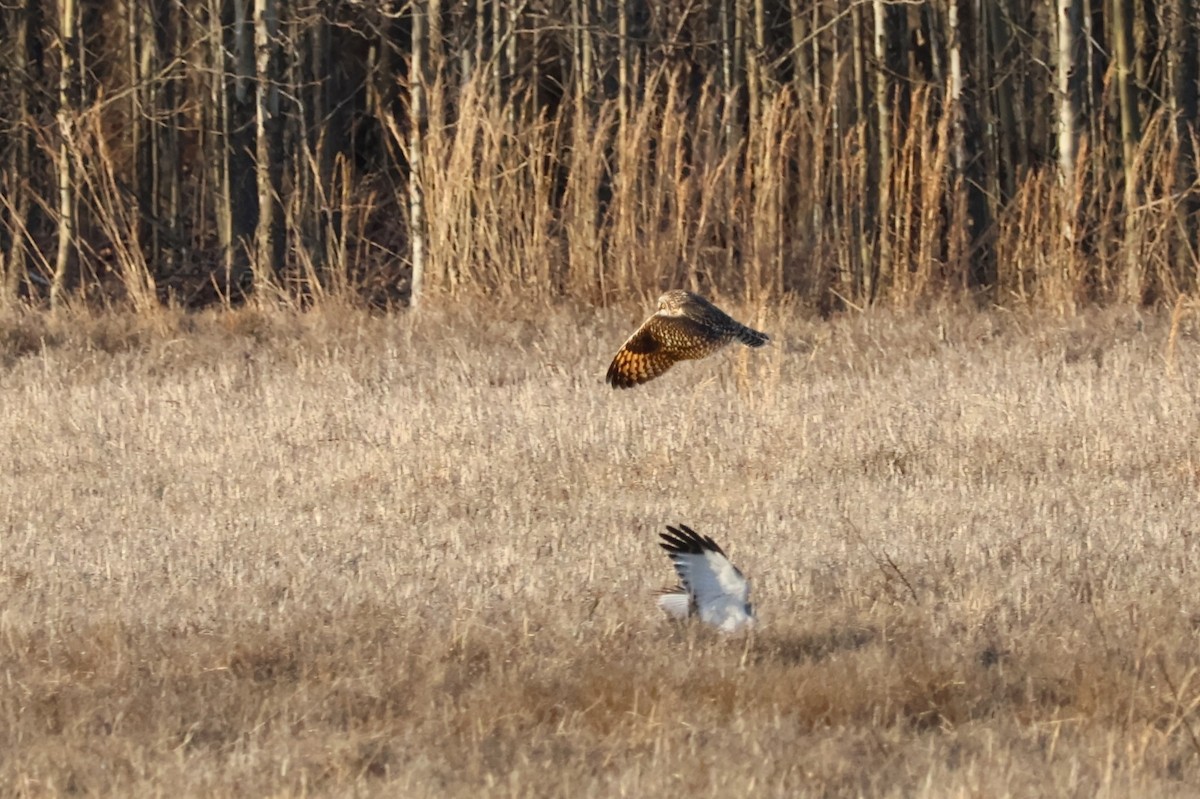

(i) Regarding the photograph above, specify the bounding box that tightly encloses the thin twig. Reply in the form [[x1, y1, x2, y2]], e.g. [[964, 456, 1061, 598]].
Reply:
[[843, 515, 918, 603], [1156, 654, 1200, 763]]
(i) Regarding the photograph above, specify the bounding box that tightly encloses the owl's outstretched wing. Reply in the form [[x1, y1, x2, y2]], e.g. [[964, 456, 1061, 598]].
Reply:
[[606, 313, 729, 388]]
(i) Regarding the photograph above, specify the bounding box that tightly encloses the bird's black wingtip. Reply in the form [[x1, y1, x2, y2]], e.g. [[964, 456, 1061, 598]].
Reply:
[[743, 329, 770, 348], [659, 523, 725, 557], [605, 362, 638, 389]]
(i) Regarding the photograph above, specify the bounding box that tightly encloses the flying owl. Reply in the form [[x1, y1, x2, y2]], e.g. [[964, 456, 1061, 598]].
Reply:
[[606, 290, 769, 388]]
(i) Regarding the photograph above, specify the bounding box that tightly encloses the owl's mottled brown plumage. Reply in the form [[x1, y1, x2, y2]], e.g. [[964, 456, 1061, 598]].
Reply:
[[606, 290, 769, 388]]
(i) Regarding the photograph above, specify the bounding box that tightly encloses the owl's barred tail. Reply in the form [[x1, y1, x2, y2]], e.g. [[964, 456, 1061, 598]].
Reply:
[[736, 325, 769, 348]]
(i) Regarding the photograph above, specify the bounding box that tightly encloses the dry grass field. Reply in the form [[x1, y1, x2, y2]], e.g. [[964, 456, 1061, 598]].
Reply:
[[5, 300, 1200, 797]]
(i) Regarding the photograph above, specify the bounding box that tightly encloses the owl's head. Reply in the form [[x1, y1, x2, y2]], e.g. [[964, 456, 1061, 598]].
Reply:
[[656, 290, 695, 315]]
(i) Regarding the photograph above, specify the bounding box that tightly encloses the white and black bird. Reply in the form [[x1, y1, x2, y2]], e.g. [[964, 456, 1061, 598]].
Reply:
[[656, 524, 755, 633]]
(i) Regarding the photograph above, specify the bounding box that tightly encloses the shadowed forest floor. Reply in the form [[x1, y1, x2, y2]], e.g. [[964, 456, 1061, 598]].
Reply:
[[4, 301, 1200, 797]]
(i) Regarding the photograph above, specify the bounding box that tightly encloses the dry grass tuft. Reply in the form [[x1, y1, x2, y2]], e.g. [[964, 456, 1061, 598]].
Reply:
[[4, 302, 1200, 796]]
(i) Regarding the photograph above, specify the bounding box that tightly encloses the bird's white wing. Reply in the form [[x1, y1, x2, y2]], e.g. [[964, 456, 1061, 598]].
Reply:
[[658, 525, 753, 632], [672, 548, 749, 610], [656, 588, 692, 620]]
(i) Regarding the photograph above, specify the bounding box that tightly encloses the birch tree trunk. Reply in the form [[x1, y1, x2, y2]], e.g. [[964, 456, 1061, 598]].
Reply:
[[1082, 0, 1103, 166], [51, 0, 78, 308], [872, 0, 894, 297], [1056, 0, 1083, 250], [409, 0, 427, 307], [580, 0, 593, 103], [506, 0, 517, 125], [808, 2, 823, 241], [720, 0, 735, 144], [1113, 0, 1144, 301], [617, 0, 629, 130], [850, 1, 867, 297], [490, 0, 501, 101], [746, 0, 763, 125], [254, 0, 285, 286], [571, 0, 586, 116]]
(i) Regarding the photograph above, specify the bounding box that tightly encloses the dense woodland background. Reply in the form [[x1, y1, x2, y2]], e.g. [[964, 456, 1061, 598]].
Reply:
[[1, 0, 1198, 312]]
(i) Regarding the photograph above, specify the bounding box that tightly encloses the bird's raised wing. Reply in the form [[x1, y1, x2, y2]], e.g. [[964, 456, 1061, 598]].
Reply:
[[658, 525, 751, 628], [606, 313, 727, 388]]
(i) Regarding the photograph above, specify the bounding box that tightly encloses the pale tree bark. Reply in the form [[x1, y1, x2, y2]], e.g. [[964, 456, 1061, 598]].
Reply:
[[872, 0, 903, 297], [506, 0, 518, 125], [580, 0, 593, 103], [732, 0, 744, 99], [850, 1, 867, 297], [1113, 0, 1144, 301], [570, 0, 597, 107], [715, 0, 734, 146], [748, 0, 775, 299], [948, 3, 965, 167], [1081, 0, 1102, 161], [254, 0, 285, 286], [491, 0, 501, 100], [745, 0, 764, 124], [570, 0, 587, 115], [726, 0, 747, 284], [811, 2, 823, 107], [807, 1, 823, 241], [618, 0, 629, 130], [529, 3, 539, 120], [830, 8, 845, 291], [1056, 0, 1083, 249], [409, 0, 427, 307], [720, 0, 734, 94], [752, 0, 768, 95], [51, 0, 78, 309], [720, 0, 735, 144]]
